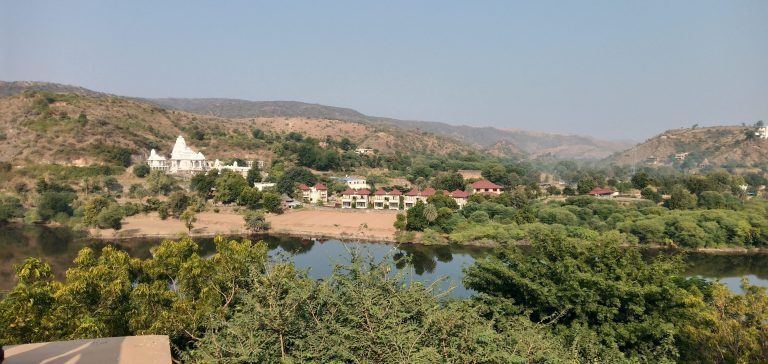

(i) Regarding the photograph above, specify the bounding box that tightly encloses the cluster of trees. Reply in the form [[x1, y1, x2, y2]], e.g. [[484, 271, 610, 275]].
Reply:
[[190, 169, 282, 213], [1, 235, 766, 362]]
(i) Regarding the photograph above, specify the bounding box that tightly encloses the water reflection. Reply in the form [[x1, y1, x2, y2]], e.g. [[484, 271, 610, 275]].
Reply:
[[2, 223, 768, 297]]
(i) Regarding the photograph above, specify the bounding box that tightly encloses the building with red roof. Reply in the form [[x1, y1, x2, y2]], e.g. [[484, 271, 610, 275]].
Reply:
[[403, 188, 438, 209], [470, 180, 504, 195], [447, 189, 471, 208], [300, 183, 329, 204], [372, 188, 403, 209], [587, 188, 618, 198], [341, 188, 370, 208]]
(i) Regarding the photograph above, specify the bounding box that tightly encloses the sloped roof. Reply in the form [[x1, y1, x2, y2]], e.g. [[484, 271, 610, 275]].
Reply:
[[298, 184, 310, 191], [449, 189, 470, 198], [314, 183, 327, 190], [471, 180, 503, 189], [588, 188, 616, 196]]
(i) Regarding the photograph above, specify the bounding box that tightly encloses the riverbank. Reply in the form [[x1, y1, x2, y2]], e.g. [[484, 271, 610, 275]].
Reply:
[[90, 209, 399, 243]]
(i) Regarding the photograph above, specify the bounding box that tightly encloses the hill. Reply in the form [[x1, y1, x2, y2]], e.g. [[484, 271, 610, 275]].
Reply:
[[0, 81, 630, 160], [150, 98, 631, 160], [0, 90, 478, 166], [607, 125, 768, 169]]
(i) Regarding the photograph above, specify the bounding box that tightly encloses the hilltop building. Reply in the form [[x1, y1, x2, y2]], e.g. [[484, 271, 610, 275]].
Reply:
[[757, 126, 768, 139], [147, 135, 257, 176], [340, 175, 370, 190]]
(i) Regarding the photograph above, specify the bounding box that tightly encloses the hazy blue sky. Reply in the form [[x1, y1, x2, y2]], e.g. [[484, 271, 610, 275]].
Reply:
[[2, 1, 766, 140]]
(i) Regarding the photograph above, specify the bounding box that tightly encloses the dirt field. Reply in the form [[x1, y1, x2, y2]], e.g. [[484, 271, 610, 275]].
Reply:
[[266, 208, 398, 241], [93, 208, 398, 242]]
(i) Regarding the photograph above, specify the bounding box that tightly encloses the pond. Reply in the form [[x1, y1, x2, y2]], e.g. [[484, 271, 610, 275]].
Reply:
[[2, 223, 767, 296]]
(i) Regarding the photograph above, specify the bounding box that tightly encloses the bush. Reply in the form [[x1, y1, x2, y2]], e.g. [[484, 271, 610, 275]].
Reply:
[[133, 164, 151, 178]]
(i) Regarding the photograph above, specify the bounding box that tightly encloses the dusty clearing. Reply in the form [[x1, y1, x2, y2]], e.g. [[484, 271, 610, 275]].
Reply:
[[94, 209, 397, 241]]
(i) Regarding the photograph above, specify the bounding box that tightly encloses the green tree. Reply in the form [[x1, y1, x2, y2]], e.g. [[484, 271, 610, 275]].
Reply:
[[0, 195, 25, 222], [423, 203, 438, 224], [641, 186, 663, 203], [215, 171, 248, 204], [180, 207, 197, 233], [238, 187, 263, 210], [276, 167, 316, 196], [464, 227, 694, 361], [37, 191, 76, 222], [432, 172, 465, 191], [95, 203, 125, 230], [406, 200, 428, 231], [246, 164, 262, 186], [631, 172, 651, 189], [190, 172, 217, 198], [577, 176, 596, 195], [243, 210, 270, 234], [146, 170, 178, 196], [133, 164, 151, 178], [667, 186, 697, 210], [261, 192, 283, 214]]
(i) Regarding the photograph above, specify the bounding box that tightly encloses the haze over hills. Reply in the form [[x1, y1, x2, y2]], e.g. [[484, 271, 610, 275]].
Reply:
[[0, 83, 479, 164], [1, 81, 631, 160], [607, 125, 768, 169]]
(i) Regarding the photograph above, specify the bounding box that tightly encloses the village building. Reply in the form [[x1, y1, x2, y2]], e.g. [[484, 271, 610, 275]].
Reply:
[[587, 188, 618, 198], [340, 175, 370, 190], [403, 187, 436, 209], [299, 183, 328, 204], [253, 182, 276, 191], [470, 180, 504, 195], [341, 188, 371, 209], [372, 188, 402, 209], [447, 189, 470, 209]]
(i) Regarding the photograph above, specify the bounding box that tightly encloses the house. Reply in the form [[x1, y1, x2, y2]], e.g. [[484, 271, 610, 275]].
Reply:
[[470, 180, 504, 195], [212, 159, 253, 177], [253, 182, 276, 191], [674, 152, 689, 162], [341, 175, 370, 190], [587, 188, 618, 198], [447, 189, 470, 209], [403, 188, 436, 210], [299, 183, 328, 204], [372, 188, 402, 209], [341, 188, 370, 209], [458, 170, 483, 180], [282, 195, 302, 209]]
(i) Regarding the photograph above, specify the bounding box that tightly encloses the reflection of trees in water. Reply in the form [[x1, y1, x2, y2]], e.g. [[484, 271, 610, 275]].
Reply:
[[685, 253, 768, 280], [263, 235, 315, 255]]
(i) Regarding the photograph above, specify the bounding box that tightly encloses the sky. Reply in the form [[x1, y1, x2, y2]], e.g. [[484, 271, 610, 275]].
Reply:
[[1, 1, 766, 140]]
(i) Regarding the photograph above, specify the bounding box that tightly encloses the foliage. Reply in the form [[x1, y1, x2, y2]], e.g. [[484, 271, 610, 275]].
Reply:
[[184, 255, 574, 363], [261, 192, 283, 214], [0, 195, 25, 222], [276, 167, 316, 196], [214, 171, 248, 204], [243, 210, 270, 233], [245, 164, 261, 186], [464, 227, 694, 362], [133, 164, 150, 178], [146, 170, 178, 196], [406, 200, 428, 231], [180, 207, 197, 232]]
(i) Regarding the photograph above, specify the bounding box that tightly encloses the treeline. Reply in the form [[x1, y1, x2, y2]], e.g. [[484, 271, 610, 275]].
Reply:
[[1, 235, 766, 362], [401, 169, 768, 249]]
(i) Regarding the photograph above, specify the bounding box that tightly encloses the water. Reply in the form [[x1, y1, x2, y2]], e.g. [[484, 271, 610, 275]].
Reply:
[[2, 223, 767, 296]]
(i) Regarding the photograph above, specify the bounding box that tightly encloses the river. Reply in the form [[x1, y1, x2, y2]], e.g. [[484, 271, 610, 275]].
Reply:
[[1, 223, 767, 295]]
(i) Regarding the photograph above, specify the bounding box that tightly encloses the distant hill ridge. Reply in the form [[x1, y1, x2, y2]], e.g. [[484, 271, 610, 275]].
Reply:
[[607, 125, 768, 168], [1, 81, 631, 159]]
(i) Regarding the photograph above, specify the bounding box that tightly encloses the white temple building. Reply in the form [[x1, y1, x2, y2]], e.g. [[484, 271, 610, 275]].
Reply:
[[147, 135, 256, 176]]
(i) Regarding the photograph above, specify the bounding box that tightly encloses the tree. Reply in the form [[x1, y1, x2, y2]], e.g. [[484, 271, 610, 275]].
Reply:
[[406, 200, 428, 231], [577, 176, 596, 195], [166, 191, 191, 218], [432, 172, 464, 191], [251, 128, 265, 139], [641, 187, 662, 203], [631, 172, 651, 189], [95, 203, 124, 230], [393, 213, 406, 231], [181, 207, 197, 233], [215, 171, 248, 204], [667, 186, 697, 210], [246, 165, 262, 186], [82, 195, 113, 226], [276, 167, 316, 196], [238, 187, 263, 210], [146, 170, 177, 196], [464, 227, 694, 361], [243, 210, 270, 233], [261, 192, 282, 214], [0, 195, 25, 222], [190, 172, 217, 198], [546, 185, 560, 196], [133, 164, 151, 178], [37, 191, 76, 222], [423, 204, 438, 224]]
